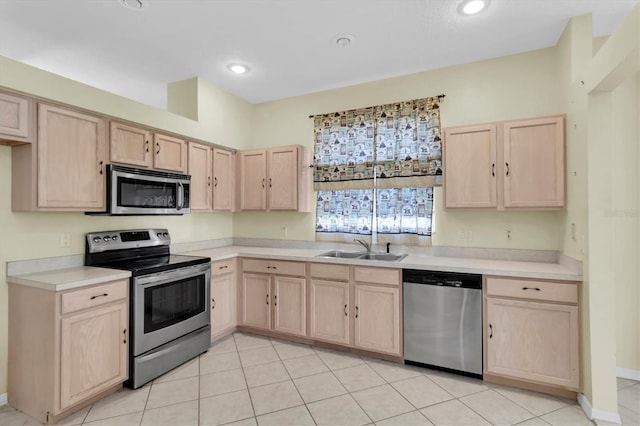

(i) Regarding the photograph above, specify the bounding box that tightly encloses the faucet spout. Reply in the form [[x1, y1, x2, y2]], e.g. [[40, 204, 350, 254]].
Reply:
[[354, 239, 371, 252]]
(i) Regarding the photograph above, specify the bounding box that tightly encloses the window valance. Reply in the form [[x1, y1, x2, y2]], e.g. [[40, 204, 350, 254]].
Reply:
[[312, 96, 443, 191]]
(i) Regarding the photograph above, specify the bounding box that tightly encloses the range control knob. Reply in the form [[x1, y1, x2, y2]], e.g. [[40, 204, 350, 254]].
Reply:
[[103, 236, 111, 242], [163, 232, 168, 238], [92, 237, 102, 243], [157, 232, 162, 238], [111, 235, 118, 241]]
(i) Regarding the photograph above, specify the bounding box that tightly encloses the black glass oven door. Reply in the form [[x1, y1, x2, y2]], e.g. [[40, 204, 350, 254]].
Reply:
[[144, 276, 205, 333]]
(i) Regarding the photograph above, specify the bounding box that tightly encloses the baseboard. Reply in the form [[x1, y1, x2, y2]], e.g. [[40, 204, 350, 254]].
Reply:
[[0, 393, 7, 406], [578, 393, 622, 425], [617, 367, 640, 381]]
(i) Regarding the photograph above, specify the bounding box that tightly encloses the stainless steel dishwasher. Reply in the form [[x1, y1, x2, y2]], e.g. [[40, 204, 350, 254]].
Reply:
[[403, 269, 483, 378]]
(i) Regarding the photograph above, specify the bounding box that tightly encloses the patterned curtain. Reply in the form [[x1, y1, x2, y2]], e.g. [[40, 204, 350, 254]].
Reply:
[[315, 189, 374, 235], [376, 187, 433, 236], [313, 96, 442, 191]]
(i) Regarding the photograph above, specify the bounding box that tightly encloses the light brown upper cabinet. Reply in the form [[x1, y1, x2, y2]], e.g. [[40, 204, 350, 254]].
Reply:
[[153, 133, 188, 173], [110, 122, 187, 173], [213, 148, 235, 211], [12, 103, 108, 211], [0, 90, 36, 145], [444, 115, 565, 210], [238, 145, 311, 212], [110, 122, 152, 168], [188, 141, 213, 211]]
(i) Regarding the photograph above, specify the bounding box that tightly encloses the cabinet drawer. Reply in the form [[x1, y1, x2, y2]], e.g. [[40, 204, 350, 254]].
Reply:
[[61, 280, 128, 315], [212, 259, 235, 276], [310, 263, 350, 281], [354, 267, 400, 286], [242, 258, 306, 276], [486, 277, 578, 304]]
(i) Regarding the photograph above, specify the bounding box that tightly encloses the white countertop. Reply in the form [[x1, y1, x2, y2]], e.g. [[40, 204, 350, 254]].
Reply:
[[183, 246, 582, 281], [7, 266, 132, 291], [6, 245, 581, 292]]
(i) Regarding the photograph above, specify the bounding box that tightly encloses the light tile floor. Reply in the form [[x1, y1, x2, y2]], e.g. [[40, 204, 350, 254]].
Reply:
[[1, 332, 636, 425]]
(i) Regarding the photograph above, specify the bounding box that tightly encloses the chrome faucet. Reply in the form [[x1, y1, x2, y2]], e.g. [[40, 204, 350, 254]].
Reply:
[[354, 239, 371, 252]]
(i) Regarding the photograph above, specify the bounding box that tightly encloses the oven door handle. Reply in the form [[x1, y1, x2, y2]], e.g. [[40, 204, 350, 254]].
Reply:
[[134, 262, 211, 286], [177, 182, 184, 211]]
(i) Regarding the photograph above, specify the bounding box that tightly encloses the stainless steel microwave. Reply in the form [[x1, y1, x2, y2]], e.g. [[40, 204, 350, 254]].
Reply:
[[90, 164, 191, 215]]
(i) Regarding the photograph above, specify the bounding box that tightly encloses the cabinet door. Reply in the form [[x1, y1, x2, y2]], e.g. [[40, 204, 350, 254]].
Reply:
[[268, 146, 298, 210], [0, 91, 34, 143], [154, 133, 187, 173], [273, 276, 306, 337], [60, 301, 128, 410], [241, 273, 271, 330], [309, 280, 350, 345], [110, 122, 152, 168], [211, 273, 236, 337], [37, 104, 107, 209], [503, 116, 564, 208], [240, 149, 267, 210], [486, 298, 579, 389], [213, 148, 234, 211], [188, 142, 213, 211], [444, 124, 497, 208], [354, 285, 401, 356]]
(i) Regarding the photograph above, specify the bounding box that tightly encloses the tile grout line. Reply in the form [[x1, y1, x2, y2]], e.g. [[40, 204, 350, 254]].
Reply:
[[233, 333, 259, 425]]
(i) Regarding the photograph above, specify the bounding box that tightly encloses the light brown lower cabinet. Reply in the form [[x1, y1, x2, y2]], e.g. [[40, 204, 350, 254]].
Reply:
[[240, 259, 307, 337], [354, 284, 401, 356], [210, 259, 237, 338], [309, 279, 350, 345], [8, 279, 129, 424], [484, 276, 580, 391]]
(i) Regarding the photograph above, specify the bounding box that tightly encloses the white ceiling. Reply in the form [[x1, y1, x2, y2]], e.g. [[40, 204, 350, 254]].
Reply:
[[0, 0, 637, 109]]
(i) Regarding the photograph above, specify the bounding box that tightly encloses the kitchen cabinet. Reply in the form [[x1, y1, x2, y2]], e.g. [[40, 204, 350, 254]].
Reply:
[[12, 103, 108, 211], [210, 259, 237, 338], [241, 258, 307, 337], [443, 115, 565, 210], [238, 145, 311, 212], [353, 267, 402, 356], [8, 279, 129, 424], [484, 276, 580, 391], [213, 148, 235, 211], [0, 90, 35, 144], [309, 278, 350, 345], [153, 133, 188, 173], [109, 121, 152, 168], [188, 141, 213, 211]]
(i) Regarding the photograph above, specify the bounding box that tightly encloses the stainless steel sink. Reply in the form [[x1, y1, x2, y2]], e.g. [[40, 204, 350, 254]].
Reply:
[[316, 250, 407, 261], [317, 250, 365, 258], [358, 252, 408, 261]]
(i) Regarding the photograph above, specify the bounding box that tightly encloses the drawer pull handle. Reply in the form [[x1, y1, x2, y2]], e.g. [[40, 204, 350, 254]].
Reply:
[[489, 324, 493, 339], [266, 294, 269, 305], [355, 306, 359, 318], [266, 266, 277, 270], [522, 287, 541, 291], [90, 293, 108, 300], [344, 304, 347, 316], [219, 265, 228, 270], [212, 297, 216, 310]]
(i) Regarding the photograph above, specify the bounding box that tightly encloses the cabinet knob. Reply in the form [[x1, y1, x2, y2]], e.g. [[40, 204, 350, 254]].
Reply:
[[344, 304, 348, 316], [262, 178, 265, 188], [491, 163, 495, 177], [489, 324, 493, 339], [269, 178, 272, 188], [145, 140, 149, 153], [156, 142, 160, 155], [98, 161, 104, 175], [214, 177, 218, 187], [266, 294, 269, 305], [274, 295, 277, 306], [212, 297, 216, 309], [505, 162, 510, 176], [123, 328, 127, 344], [355, 306, 359, 318], [208, 176, 211, 187]]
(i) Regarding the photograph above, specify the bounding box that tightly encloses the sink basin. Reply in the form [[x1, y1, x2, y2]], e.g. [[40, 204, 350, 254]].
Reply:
[[317, 250, 365, 258], [316, 250, 407, 261], [358, 253, 408, 261]]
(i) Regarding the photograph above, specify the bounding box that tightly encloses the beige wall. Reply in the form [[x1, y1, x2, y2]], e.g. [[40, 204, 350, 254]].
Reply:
[[236, 47, 566, 249]]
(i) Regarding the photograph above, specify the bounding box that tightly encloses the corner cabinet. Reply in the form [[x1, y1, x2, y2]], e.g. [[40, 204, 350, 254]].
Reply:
[[0, 90, 36, 144], [443, 115, 565, 210], [240, 258, 307, 337], [8, 280, 129, 424], [12, 103, 107, 211], [238, 145, 311, 212], [483, 276, 580, 392]]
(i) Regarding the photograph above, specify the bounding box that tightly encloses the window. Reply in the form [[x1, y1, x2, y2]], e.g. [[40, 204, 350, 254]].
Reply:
[[312, 96, 442, 245]]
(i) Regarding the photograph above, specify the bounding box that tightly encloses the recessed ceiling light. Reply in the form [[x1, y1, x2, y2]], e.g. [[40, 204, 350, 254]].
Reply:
[[458, 0, 489, 15], [227, 63, 250, 74], [119, 0, 146, 11], [335, 35, 355, 47]]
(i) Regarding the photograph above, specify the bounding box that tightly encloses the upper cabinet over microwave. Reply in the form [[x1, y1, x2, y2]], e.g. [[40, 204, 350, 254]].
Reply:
[[110, 122, 188, 173]]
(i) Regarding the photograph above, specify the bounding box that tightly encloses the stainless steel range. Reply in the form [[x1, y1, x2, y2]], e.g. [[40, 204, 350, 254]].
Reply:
[[85, 229, 211, 389]]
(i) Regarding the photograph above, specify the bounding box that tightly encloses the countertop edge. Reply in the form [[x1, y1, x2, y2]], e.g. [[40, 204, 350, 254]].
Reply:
[[7, 267, 132, 291]]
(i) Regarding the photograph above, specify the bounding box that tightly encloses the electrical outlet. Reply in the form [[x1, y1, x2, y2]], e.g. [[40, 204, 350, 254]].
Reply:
[[506, 229, 512, 241], [465, 230, 473, 242], [571, 223, 576, 241], [60, 233, 71, 248], [282, 227, 288, 237]]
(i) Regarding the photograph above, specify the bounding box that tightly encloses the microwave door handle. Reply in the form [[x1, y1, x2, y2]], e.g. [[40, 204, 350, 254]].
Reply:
[[177, 182, 184, 211]]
